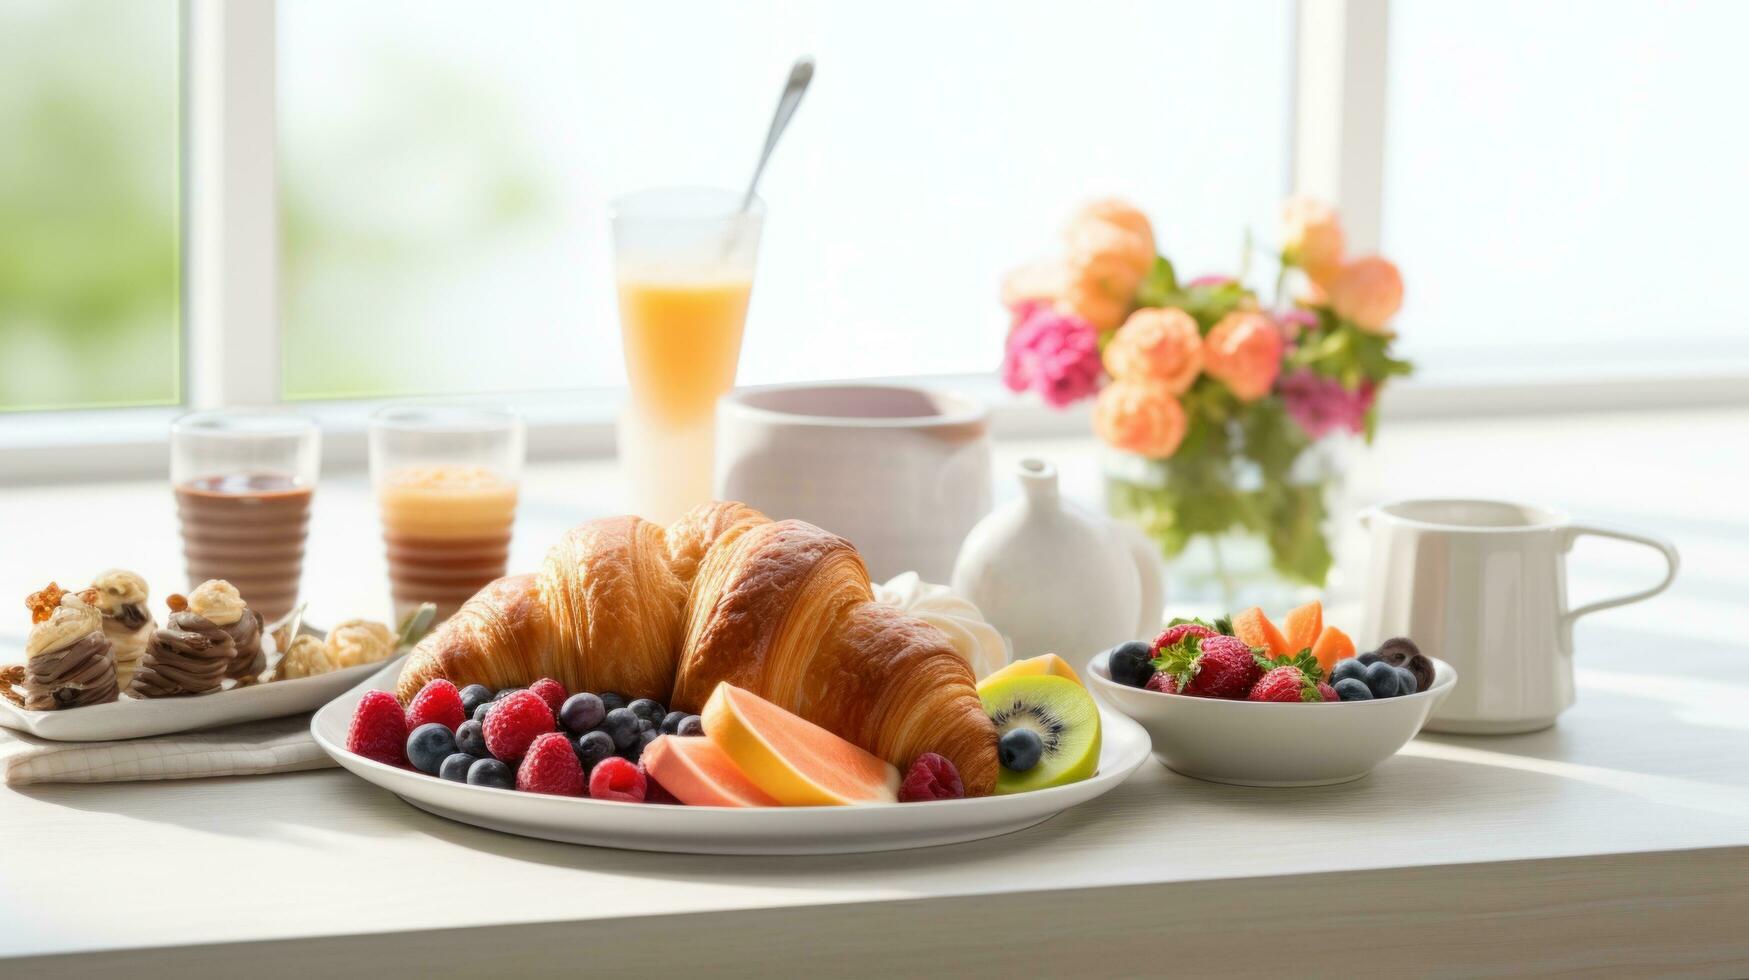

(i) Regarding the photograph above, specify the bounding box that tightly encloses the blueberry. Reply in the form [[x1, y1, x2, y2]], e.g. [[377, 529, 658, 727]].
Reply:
[[1106, 640, 1156, 688], [1393, 665, 1419, 695], [454, 719, 487, 758], [1363, 661, 1401, 698], [459, 684, 493, 717], [1357, 651, 1382, 665], [466, 757, 515, 790], [661, 710, 689, 734], [471, 701, 493, 723], [493, 687, 522, 701], [998, 728, 1045, 772], [628, 698, 666, 723], [598, 691, 628, 713], [559, 692, 606, 734], [1331, 658, 1368, 685], [600, 707, 641, 750], [1333, 677, 1373, 701], [623, 728, 660, 763], [677, 714, 705, 737], [574, 730, 615, 774], [439, 752, 477, 782], [406, 723, 457, 775]]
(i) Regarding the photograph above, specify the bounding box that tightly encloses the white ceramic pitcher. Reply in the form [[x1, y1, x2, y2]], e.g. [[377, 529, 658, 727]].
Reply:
[[1357, 499, 1678, 734]]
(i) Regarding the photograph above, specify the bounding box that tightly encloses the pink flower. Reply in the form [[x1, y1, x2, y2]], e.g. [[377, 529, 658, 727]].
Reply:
[[1002, 306, 1103, 408], [1274, 309, 1319, 341], [1185, 275, 1235, 288], [1326, 256, 1403, 332], [1095, 379, 1188, 458], [1202, 311, 1284, 402], [1102, 307, 1202, 393], [1280, 369, 1377, 438]]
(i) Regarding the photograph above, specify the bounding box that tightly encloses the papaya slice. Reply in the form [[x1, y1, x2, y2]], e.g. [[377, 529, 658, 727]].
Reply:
[[1311, 625, 1356, 674], [1282, 601, 1324, 655], [1232, 606, 1292, 657]]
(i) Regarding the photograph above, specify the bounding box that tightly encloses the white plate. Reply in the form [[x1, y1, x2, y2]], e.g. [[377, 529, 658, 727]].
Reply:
[[313, 659, 1152, 855], [0, 659, 389, 742], [1089, 651, 1457, 787]]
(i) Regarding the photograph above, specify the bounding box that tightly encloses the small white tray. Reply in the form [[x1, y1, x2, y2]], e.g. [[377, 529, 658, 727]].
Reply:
[[0, 659, 388, 742], [313, 659, 1152, 855]]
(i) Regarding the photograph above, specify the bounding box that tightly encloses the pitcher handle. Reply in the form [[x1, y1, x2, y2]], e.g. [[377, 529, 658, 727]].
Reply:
[[1110, 520, 1165, 637], [1561, 524, 1680, 627]]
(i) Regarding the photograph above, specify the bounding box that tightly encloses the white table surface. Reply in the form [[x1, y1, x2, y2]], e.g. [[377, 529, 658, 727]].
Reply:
[[2, 409, 1747, 977]]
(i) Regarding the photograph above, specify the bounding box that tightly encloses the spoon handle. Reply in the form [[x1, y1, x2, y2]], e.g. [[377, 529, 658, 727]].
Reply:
[[741, 57, 814, 213]]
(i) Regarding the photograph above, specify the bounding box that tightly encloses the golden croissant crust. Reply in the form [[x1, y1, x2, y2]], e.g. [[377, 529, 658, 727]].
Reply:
[[397, 501, 999, 796]]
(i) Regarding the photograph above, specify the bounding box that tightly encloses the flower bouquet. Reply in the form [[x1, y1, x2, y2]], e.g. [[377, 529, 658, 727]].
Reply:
[[999, 199, 1411, 606]]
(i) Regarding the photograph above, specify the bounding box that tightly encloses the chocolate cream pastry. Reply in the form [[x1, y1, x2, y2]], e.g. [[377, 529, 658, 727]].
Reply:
[[130, 592, 234, 698], [90, 569, 155, 691], [3, 583, 120, 710], [186, 579, 266, 685]]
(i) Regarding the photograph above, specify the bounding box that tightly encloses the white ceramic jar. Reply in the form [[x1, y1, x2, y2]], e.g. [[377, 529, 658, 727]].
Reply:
[[715, 384, 992, 582], [951, 459, 1164, 664]]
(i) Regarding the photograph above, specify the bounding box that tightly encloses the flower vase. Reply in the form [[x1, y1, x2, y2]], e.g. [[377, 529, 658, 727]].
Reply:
[[1102, 436, 1357, 613]]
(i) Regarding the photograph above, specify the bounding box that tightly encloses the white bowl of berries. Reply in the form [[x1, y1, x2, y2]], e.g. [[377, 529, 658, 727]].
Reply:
[[1088, 615, 1456, 787]]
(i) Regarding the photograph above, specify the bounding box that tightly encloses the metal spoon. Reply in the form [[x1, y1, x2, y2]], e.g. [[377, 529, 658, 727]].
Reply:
[[739, 56, 815, 214]]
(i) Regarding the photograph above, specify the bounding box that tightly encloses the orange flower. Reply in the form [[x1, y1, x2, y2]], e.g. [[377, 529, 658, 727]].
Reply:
[[1326, 256, 1403, 332], [1094, 379, 1188, 458], [1102, 308, 1202, 393], [1067, 198, 1156, 262], [1059, 228, 1146, 331], [1202, 312, 1284, 402], [1281, 198, 1345, 287], [1000, 259, 1067, 311]]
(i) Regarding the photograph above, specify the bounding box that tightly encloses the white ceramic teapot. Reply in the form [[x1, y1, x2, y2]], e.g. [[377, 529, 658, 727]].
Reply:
[[951, 458, 1164, 662]]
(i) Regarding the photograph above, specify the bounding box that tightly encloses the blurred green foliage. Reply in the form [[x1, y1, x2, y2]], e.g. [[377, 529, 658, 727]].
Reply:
[[0, 0, 180, 412]]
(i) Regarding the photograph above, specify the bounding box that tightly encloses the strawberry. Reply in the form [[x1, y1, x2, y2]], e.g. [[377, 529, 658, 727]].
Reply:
[[516, 732, 584, 796], [528, 677, 567, 714], [483, 690, 555, 762], [1317, 681, 1338, 702], [1152, 633, 1263, 699], [405, 678, 466, 732], [1144, 672, 1178, 694], [1150, 621, 1217, 656], [346, 690, 409, 766], [1248, 665, 1324, 703]]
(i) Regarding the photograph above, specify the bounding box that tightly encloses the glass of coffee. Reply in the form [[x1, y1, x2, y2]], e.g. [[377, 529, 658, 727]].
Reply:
[[171, 410, 321, 622], [369, 405, 524, 623]]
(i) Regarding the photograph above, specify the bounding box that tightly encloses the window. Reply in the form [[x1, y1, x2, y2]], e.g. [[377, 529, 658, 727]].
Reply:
[[277, 0, 1293, 400], [1382, 0, 1749, 381], [0, 0, 180, 412]]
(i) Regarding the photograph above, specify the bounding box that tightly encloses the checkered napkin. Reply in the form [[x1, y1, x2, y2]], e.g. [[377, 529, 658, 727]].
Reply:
[[0, 713, 336, 785]]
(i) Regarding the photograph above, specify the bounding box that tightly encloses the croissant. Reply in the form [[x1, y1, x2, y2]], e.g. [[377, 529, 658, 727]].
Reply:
[[398, 502, 1000, 796]]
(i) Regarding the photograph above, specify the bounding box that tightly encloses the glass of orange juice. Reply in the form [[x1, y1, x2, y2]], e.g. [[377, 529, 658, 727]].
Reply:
[[369, 405, 525, 623], [611, 187, 764, 524]]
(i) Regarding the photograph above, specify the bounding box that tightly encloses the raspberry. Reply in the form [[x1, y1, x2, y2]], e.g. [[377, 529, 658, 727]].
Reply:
[[898, 752, 965, 802], [1144, 672, 1178, 694], [516, 732, 584, 796], [640, 764, 682, 805], [588, 756, 646, 802], [528, 677, 567, 714], [346, 690, 409, 767], [1151, 622, 1217, 655], [483, 690, 554, 761], [405, 678, 466, 731]]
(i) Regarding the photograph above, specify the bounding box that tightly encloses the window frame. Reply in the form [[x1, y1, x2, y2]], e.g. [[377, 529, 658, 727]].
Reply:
[[3, 0, 1746, 483]]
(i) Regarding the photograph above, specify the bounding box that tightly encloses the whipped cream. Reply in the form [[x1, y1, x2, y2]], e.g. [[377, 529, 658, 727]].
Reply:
[[90, 569, 149, 614], [326, 619, 396, 668], [187, 579, 245, 627], [279, 634, 336, 679], [26, 592, 102, 659], [873, 572, 1010, 679]]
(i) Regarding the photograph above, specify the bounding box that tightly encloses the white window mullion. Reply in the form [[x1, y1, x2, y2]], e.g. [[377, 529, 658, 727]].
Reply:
[[183, 0, 279, 409], [1292, 0, 1390, 253]]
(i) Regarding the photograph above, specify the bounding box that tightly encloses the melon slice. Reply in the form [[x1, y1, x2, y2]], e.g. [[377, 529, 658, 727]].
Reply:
[[642, 735, 778, 807], [702, 683, 900, 806], [1311, 625, 1355, 674], [1281, 601, 1323, 654], [1232, 606, 1292, 657], [979, 652, 1084, 690]]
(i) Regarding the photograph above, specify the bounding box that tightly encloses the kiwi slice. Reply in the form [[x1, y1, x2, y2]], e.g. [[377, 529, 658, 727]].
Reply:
[[979, 674, 1101, 795]]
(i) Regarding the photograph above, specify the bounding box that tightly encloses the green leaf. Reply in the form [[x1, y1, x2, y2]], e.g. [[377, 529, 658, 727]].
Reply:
[[1254, 648, 1323, 683], [1213, 615, 1235, 636], [1150, 632, 1205, 686], [1134, 256, 1178, 308]]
